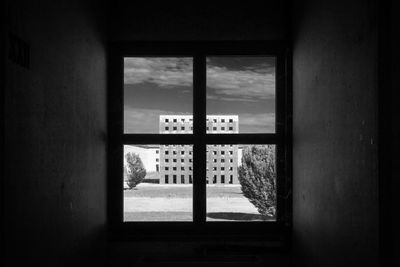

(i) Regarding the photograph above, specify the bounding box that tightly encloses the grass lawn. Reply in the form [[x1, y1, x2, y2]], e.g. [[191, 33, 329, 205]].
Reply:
[[124, 183, 244, 198], [123, 183, 275, 222]]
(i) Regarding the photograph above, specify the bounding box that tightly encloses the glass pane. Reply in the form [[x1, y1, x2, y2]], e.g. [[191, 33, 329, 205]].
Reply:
[[123, 145, 193, 221], [124, 57, 193, 133], [206, 144, 276, 221], [207, 57, 276, 133]]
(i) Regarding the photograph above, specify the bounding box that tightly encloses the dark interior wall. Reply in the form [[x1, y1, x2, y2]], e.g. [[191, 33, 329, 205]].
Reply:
[[391, 0, 400, 265], [292, 0, 379, 266], [109, 2, 287, 41], [4, 0, 107, 266]]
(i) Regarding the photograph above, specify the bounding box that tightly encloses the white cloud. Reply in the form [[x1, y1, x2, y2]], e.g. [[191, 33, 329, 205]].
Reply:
[[124, 58, 193, 87], [124, 57, 275, 100], [207, 66, 275, 99]]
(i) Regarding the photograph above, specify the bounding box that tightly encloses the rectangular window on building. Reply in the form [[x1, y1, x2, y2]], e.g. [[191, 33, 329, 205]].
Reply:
[[181, 175, 185, 183], [165, 175, 169, 184], [173, 175, 177, 184], [221, 175, 225, 184]]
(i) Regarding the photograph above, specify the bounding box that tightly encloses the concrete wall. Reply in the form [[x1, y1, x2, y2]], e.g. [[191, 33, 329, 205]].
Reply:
[[109, 2, 288, 41], [292, 0, 379, 266], [391, 1, 400, 265], [4, 0, 107, 266]]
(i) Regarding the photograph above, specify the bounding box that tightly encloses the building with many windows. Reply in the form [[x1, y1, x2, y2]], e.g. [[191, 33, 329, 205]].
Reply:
[[159, 115, 239, 184]]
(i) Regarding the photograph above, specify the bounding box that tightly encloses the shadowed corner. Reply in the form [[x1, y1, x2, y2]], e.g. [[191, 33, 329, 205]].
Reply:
[[206, 212, 274, 221]]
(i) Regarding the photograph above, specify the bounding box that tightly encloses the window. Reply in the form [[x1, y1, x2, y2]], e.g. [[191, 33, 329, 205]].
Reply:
[[110, 41, 291, 237]]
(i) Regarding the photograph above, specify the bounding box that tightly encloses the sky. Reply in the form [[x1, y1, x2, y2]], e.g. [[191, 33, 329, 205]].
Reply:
[[124, 57, 275, 133]]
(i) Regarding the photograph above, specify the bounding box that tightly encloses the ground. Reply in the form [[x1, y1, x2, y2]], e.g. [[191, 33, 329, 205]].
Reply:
[[124, 183, 274, 221]]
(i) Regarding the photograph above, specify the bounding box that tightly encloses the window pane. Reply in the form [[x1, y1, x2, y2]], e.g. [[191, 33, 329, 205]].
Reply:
[[124, 145, 193, 221], [206, 144, 276, 221], [207, 57, 275, 133], [124, 57, 193, 133]]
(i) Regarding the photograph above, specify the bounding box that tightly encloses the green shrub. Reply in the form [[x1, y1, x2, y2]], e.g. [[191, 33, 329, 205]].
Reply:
[[125, 152, 146, 189], [238, 145, 276, 217]]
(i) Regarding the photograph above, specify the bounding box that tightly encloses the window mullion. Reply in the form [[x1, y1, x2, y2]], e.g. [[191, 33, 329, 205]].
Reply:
[[193, 54, 207, 224]]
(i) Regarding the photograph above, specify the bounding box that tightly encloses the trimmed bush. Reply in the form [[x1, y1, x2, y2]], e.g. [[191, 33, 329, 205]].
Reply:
[[125, 152, 146, 189], [238, 145, 276, 217]]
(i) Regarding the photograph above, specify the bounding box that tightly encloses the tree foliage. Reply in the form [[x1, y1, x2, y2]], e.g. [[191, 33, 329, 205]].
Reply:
[[238, 145, 276, 217], [125, 152, 146, 189]]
